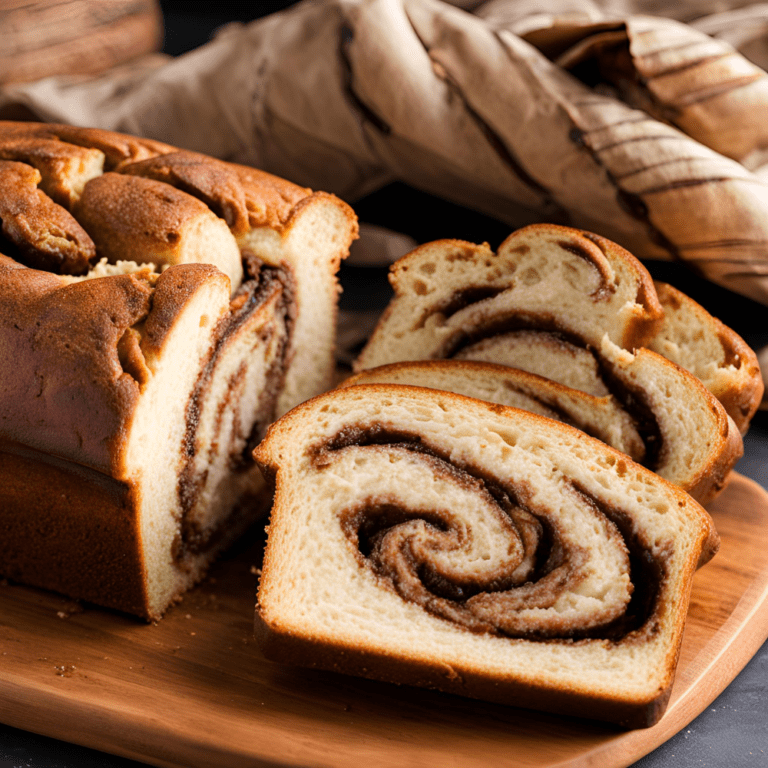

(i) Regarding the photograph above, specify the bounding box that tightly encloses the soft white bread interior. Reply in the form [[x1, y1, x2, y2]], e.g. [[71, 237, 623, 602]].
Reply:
[[0, 122, 357, 619], [343, 359, 645, 460], [355, 225, 664, 371], [253, 384, 718, 728]]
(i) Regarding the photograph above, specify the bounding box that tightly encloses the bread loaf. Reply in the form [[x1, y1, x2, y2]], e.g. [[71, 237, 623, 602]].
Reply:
[[253, 384, 719, 728], [0, 121, 357, 619]]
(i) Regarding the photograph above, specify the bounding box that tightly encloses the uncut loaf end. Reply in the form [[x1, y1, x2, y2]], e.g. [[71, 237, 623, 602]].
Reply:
[[0, 121, 357, 620]]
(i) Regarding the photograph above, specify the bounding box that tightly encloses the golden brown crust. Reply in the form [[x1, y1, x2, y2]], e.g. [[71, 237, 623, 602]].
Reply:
[[0, 160, 95, 274], [0, 121, 175, 170], [142, 263, 230, 357], [117, 151, 314, 235], [0, 120, 354, 477], [0, 135, 104, 208], [0, 257, 228, 476], [0, 255, 152, 473], [73, 172, 219, 266], [0, 441, 148, 616], [651, 282, 763, 433], [254, 617, 671, 729], [121, 151, 253, 235], [227, 162, 312, 231]]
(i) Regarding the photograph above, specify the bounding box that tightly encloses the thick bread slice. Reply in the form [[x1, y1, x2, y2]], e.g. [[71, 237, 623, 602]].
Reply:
[[647, 282, 763, 434], [355, 224, 664, 371], [343, 359, 645, 461], [253, 384, 718, 728], [342, 354, 743, 505]]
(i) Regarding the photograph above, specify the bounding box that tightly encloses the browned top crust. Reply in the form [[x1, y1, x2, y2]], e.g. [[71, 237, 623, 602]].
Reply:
[[0, 254, 151, 474], [226, 163, 311, 231], [0, 120, 356, 473], [0, 160, 95, 274], [0, 136, 104, 207], [121, 151, 311, 235], [121, 151, 252, 235], [142, 263, 228, 357], [0, 121, 317, 273], [0, 121, 176, 170], [0, 255, 232, 475], [73, 172, 224, 265]]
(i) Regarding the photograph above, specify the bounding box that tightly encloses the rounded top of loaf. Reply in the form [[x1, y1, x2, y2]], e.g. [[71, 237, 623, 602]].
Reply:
[[0, 120, 356, 476]]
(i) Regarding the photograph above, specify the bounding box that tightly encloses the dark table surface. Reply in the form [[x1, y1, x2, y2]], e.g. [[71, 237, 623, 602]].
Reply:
[[1, 3, 767, 766]]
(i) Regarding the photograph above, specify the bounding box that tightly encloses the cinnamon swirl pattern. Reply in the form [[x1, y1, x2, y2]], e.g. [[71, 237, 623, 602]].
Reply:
[[254, 385, 718, 727], [354, 225, 752, 503]]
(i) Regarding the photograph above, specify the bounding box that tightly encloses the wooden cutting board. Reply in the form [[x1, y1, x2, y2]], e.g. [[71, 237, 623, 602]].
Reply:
[[1, 472, 767, 768]]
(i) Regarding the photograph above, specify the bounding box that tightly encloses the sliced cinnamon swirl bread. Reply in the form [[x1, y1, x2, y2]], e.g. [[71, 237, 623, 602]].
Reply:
[[355, 225, 761, 430], [253, 385, 719, 728], [0, 122, 357, 619], [354, 225, 756, 500]]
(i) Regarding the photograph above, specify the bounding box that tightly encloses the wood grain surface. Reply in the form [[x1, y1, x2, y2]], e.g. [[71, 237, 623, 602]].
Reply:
[[0, 0, 163, 86], [0, 472, 767, 768]]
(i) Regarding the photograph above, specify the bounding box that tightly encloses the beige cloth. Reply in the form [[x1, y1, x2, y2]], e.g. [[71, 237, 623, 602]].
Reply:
[[2, 0, 768, 303]]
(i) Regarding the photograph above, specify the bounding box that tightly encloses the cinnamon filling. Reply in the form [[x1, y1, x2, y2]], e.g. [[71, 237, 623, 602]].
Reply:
[[435, 314, 665, 472], [315, 426, 661, 642], [175, 258, 294, 559]]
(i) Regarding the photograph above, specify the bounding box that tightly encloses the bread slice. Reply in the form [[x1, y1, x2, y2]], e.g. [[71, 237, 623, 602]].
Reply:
[[354, 225, 754, 500], [344, 359, 645, 461], [354, 225, 761, 432], [0, 122, 357, 619], [343, 352, 743, 505], [355, 224, 664, 371], [253, 384, 718, 728]]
